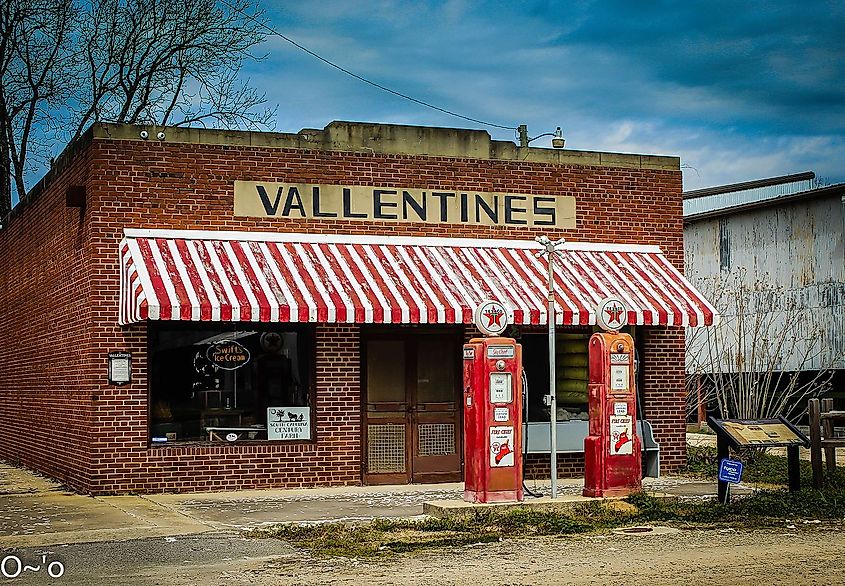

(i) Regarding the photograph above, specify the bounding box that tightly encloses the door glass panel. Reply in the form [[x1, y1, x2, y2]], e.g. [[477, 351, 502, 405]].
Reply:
[[417, 337, 456, 403], [367, 340, 405, 403]]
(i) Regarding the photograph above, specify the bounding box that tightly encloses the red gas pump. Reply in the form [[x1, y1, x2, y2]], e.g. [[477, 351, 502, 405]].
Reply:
[[583, 330, 642, 497], [463, 336, 524, 503]]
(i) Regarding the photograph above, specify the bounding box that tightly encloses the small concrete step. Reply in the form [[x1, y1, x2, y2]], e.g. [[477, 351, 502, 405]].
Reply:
[[423, 492, 675, 519]]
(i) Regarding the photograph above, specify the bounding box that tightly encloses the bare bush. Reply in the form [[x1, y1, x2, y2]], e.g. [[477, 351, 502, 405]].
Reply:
[[686, 271, 840, 422]]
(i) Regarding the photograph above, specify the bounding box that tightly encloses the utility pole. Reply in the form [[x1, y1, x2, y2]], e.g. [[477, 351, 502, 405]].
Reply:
[[535, 235, 565, 498]]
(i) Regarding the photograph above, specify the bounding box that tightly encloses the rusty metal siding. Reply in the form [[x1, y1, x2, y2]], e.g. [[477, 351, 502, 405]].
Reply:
[[685, 193, 845, 372]]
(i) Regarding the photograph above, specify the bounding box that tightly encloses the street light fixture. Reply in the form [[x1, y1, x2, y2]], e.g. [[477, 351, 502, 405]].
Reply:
[[535, 234, 566, 499], [518, 125, 565, 149]]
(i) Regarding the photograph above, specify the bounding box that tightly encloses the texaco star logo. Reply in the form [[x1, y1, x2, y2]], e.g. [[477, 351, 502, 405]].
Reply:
[[473, 300, 509, 336], [597, 297, 628, 331], [604, 305, 624, 324], [482, 305, 504, 328]]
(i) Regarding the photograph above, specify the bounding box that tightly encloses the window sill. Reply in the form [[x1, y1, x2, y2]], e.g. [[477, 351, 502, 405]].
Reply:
[[148, 439, 316, 448]]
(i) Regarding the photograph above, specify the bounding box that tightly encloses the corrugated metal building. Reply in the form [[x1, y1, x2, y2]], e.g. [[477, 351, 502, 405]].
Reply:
[[683, 172, 845, 417]]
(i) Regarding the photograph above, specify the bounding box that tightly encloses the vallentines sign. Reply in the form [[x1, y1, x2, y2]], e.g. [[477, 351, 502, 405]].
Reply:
[[234, 181, 576, 228]]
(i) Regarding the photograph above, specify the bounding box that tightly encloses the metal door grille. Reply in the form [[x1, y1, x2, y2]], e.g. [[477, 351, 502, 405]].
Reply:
[[367, 424, 406, 473], [418, 423, 455, 456]]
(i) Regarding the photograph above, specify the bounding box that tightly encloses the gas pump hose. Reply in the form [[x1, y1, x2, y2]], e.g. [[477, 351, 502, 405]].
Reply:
[[522, 368, 543, 498]]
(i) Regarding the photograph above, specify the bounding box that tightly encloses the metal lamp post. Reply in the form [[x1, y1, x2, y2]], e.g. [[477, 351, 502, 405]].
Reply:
[[535, 235, 565, 498]]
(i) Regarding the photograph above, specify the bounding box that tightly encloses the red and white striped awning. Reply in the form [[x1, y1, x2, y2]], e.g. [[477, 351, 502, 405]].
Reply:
[[119, 229, 717, 327]]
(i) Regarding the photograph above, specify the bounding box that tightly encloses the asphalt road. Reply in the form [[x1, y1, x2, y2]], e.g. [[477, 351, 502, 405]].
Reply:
[[2, 534, 294, 585]]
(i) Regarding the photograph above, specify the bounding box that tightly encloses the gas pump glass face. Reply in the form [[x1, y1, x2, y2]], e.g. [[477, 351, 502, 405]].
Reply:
[[610, 366, 629, 391], [609, 350, 631, 392], [489, 372, 513, 403]]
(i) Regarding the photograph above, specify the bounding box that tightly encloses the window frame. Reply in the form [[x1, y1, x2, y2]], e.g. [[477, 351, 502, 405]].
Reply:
[[146, 321, 318, 447]]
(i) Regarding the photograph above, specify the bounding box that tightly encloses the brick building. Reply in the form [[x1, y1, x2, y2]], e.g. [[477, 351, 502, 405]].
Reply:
[[0, 121, 714, 494]]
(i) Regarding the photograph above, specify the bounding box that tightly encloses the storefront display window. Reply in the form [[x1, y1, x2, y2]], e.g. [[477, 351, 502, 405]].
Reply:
[[149, 324, 314, 444], [522, 328, 637, 423]]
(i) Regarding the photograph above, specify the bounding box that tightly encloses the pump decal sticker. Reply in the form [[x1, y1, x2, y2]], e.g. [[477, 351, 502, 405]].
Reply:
[[490, 426, 515, 467], [494, 407, 510, 422], [609, 415, 633, 455], [486, 345, 515, 359]]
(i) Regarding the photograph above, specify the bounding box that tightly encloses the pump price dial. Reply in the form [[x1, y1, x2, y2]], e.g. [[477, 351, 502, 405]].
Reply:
[[489, 372, 513, 403]]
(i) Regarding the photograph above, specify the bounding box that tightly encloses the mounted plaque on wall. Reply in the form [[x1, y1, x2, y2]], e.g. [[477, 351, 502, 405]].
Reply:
[[108, 351, 132, 385]]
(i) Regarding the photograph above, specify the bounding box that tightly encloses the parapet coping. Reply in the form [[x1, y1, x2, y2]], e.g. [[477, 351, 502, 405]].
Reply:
[[91, 121, 680, 171], [4, 120, 679, 230]]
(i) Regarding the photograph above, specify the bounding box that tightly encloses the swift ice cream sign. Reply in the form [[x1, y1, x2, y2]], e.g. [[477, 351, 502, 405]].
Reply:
[[234, 182, 576, 229]]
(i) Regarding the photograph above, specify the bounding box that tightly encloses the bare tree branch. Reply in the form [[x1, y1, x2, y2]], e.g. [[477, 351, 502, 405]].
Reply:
[[0, 0, 275, 219]]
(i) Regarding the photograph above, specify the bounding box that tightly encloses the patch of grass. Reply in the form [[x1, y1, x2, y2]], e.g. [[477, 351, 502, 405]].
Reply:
[[252, 449, 845, 558], [681, 444, 817, 487], [251, 482, 845, 558], [255, 509, 599, 557], [681, 445, 720, 477]]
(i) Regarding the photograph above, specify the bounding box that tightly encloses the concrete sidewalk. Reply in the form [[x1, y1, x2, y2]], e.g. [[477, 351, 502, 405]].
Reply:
[[0, 463, 212, 548], [0, 460, 743, 549]]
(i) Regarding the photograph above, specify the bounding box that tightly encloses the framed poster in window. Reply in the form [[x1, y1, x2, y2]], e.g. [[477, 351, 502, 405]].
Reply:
[[267, 407, 311, 440]]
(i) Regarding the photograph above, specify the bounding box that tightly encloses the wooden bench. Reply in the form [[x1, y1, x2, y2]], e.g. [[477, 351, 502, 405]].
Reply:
[[808, 398, 845, 488]]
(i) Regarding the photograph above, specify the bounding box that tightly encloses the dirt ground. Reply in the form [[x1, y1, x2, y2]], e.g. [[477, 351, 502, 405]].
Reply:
[[4, 458, 844, 585], [7, 524, 845, 584], [222, 526, 845, 586]]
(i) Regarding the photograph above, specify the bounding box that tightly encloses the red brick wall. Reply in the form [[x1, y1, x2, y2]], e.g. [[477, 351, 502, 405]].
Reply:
[[640, 326, 687, 471], [524, 453, 585, 480], [82, 324, 360, 493], [0, 133, 686, 493], [0, 146, 99, 490]]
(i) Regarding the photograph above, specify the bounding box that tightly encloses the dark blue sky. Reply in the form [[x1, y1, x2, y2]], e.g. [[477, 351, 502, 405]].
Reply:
[[251, 0, 844, 190]]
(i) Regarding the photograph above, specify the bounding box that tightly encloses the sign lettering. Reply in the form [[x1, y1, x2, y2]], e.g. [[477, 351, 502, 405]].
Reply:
[[718, 458, 744, 484], [207, 341, 250, 371], [609, 415, 634, 455], [267, 407, 311, 441], [490, 426, 515, 467], [235, 182, 576, 229], [486, 345, 515, 359]]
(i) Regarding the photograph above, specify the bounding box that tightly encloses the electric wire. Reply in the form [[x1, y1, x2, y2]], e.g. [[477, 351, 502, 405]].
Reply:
[[222, 1, 519, 132]]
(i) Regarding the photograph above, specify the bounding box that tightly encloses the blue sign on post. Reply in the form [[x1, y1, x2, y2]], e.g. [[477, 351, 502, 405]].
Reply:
[[718, 458, 744, 484]]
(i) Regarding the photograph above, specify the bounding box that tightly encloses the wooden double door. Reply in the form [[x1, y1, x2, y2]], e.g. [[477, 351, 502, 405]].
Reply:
[[363, 332, 462, 484]]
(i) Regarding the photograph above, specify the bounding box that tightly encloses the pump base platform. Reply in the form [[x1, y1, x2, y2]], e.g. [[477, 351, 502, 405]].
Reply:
[[464, 489, 523, 503], [582, 485, 642, 498], [425, 492, 674, 519]]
